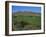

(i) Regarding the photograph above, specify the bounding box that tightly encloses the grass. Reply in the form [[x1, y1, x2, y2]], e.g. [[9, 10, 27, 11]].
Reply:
[[12, 15, 41, 31]]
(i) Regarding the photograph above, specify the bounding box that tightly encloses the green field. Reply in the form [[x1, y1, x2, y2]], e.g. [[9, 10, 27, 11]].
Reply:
[[12, 15, 41, 31]]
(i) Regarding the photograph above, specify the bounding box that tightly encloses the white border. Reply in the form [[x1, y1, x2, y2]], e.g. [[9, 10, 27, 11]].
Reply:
[[9, 3, 44, 34]]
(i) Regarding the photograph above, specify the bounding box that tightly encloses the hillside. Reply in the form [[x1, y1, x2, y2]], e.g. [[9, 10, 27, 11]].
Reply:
[[12, 11, 41, 16], [12, 11, 41, 31]]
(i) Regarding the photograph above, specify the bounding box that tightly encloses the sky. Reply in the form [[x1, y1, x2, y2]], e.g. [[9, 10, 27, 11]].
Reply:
[[12, 6, 41, 13]]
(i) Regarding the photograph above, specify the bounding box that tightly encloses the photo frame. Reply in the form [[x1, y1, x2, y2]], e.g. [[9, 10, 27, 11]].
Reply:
[[5, 1, 45, 36]]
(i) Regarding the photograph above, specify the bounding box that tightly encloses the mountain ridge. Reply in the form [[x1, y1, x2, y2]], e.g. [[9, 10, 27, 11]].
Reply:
[[12, 11, 41, 16]]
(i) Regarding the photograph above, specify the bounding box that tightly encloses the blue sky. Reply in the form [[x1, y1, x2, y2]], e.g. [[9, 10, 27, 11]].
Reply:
[[12, 6, 41, 13]]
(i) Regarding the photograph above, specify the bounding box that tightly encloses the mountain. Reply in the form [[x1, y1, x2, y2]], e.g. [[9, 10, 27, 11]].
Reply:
[[12, 11, 41, 16]]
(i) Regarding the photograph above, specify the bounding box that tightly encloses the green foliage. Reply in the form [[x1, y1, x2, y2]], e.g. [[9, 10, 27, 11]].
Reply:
[[12, 15, 41, 31]]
